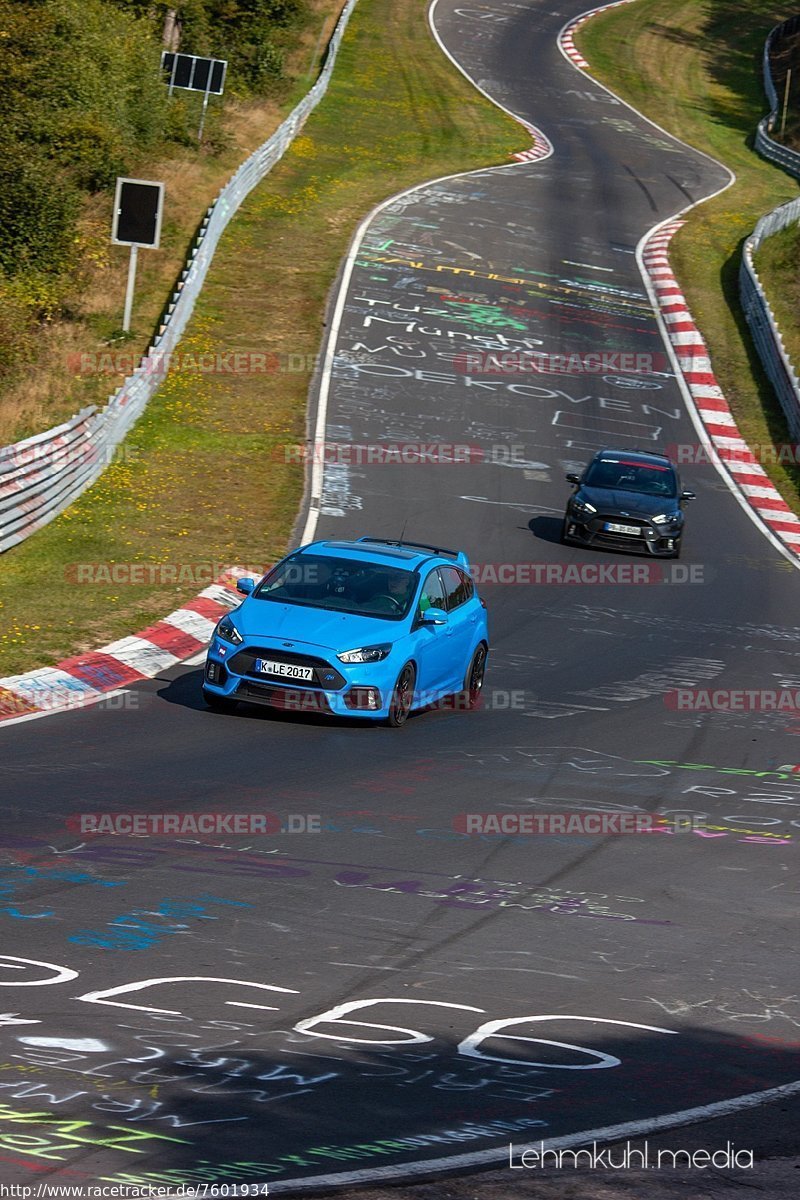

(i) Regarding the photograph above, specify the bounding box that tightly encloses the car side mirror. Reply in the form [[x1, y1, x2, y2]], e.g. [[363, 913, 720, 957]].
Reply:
[[680, 491, 696, 502], [236, 577, 255, 595], [420, 606, 448, 627], [565, 473, 581, 485]]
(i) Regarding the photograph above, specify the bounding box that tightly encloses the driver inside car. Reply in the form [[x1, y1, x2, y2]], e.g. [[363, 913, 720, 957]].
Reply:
[[368, 570, 413, 615]]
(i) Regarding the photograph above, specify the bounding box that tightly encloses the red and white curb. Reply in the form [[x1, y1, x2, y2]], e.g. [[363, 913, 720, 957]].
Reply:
[[643, 222, 800, 557], [512, 121, 553, 162], [0, 571, 247, 723], [560, 1, 637, 71]]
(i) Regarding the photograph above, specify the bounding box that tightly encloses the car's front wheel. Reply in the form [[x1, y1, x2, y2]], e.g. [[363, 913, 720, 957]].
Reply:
[[387, 663, 416, 728], [203, 687, 238, 714]]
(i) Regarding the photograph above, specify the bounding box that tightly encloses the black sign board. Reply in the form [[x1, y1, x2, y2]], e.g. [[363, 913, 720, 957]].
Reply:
[[161, 52, 227, 96], [111, 178, 164, 249]]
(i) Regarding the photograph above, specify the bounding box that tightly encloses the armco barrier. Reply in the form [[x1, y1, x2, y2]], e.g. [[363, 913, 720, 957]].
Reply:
[[740, 197, 800, 442], [0, 0, 359, 555], [739, 17, 800, 442], [755, 14, 800, 178]]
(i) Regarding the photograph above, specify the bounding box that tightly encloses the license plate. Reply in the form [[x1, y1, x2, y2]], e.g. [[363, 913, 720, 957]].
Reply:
[[255, 659, 314, 681], [605, 521, 639, 535]]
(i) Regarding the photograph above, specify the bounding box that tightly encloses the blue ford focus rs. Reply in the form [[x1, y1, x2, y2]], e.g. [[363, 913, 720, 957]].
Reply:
[[203, 537, 489, 727]]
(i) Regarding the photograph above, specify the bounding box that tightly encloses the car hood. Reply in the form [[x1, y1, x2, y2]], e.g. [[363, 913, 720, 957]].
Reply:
[[580, 487, 678, 517], [234, 600, 404, 651]]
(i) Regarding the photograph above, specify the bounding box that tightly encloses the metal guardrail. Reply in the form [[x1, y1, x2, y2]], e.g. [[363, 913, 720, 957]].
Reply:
[[755, 13, 800, 177], [739, 16, 800, 441], [0, 0, 358, 554], [740, 197, 800, 442], [755, 114, 800, 174]]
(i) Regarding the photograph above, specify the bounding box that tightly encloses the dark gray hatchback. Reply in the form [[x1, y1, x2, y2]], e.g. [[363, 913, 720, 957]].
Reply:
[[562, 448, 695, 558]]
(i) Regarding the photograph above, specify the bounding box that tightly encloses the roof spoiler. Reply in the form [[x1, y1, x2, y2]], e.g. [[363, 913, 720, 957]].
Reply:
[[357, 537, 469, 569]]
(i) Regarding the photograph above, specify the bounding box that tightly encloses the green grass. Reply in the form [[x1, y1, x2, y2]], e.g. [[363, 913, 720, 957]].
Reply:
[[0, 0, 524, 676], [578, 0, 800, 496], [753, 221, 800, 377]]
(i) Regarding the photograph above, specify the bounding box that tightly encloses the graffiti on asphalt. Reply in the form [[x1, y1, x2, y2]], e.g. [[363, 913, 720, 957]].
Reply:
[[68, 895, 252, 951], [0, 839, 671, 925]]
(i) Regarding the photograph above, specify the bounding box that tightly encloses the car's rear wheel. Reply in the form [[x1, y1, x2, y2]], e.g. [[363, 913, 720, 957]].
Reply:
[[203, 687, 238, 713], [387, 664, 416, 728], [462, 643, 487, 710]]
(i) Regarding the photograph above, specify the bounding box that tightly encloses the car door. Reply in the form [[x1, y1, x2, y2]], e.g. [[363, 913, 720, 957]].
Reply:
[[439, 566, 477, 689], [412, 567, 452, 699]]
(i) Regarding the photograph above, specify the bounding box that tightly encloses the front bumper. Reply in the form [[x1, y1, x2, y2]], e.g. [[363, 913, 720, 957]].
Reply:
[[564, 510, 682, 556], [203, 640, 394, 719]]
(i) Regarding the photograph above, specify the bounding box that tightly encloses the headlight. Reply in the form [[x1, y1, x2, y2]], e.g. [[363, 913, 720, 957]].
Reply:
[[337, 644, 391, 664], [216, 616, 243, 645], [653, 512, 680, 525], [572, 496, 597, 514]]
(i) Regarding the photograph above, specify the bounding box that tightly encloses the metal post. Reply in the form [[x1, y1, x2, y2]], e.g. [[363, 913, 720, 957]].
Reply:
[[781, 67, 793, 140], [122, 244, 138, 332], [306, 18, 328, 80], [198, 75, 212, 142], [168, 53, 179, 97]]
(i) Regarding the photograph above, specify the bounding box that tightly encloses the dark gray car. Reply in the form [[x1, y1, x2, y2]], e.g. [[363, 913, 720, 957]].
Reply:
[[562, 448, 695, 558]]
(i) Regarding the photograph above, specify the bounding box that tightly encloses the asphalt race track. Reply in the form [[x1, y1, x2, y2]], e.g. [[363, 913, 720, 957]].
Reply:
[[1, 0, 800, 1191]]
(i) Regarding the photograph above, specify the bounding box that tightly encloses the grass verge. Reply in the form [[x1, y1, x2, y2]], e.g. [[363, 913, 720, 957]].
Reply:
[[578, 0, 800, 499], [0, 0, 525, 676]]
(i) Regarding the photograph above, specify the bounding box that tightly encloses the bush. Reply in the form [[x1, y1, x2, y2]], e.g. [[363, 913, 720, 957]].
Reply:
[[236, 23, 286, 91], [182, 0, 307, 93], [0, 0, 311, 385], [0, 140, 80, 278], [0, 281, 38, 377]]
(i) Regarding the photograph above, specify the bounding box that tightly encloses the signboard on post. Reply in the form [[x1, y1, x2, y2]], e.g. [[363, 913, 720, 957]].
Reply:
[[161, 52, 227, 140], [111, 178, 165, 332], [112, 179, 164, 249]]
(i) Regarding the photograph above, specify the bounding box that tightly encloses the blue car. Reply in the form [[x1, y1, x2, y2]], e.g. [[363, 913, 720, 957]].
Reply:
[[203, 537, 489, 727]]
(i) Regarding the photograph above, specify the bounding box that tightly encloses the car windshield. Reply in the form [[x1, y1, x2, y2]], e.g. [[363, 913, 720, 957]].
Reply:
[[253, 554, 417, 620], [583, 458, 678, 497]]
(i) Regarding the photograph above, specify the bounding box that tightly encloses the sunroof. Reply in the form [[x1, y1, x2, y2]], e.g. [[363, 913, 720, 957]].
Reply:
[[319, 541, 420, 559]]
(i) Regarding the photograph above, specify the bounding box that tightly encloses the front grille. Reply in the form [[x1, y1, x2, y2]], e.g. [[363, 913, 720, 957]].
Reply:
[[237, 681, 333, 714], [590, 517, 650, 544], [594, 530, 648, 547], [228, 647, 346, 691]]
